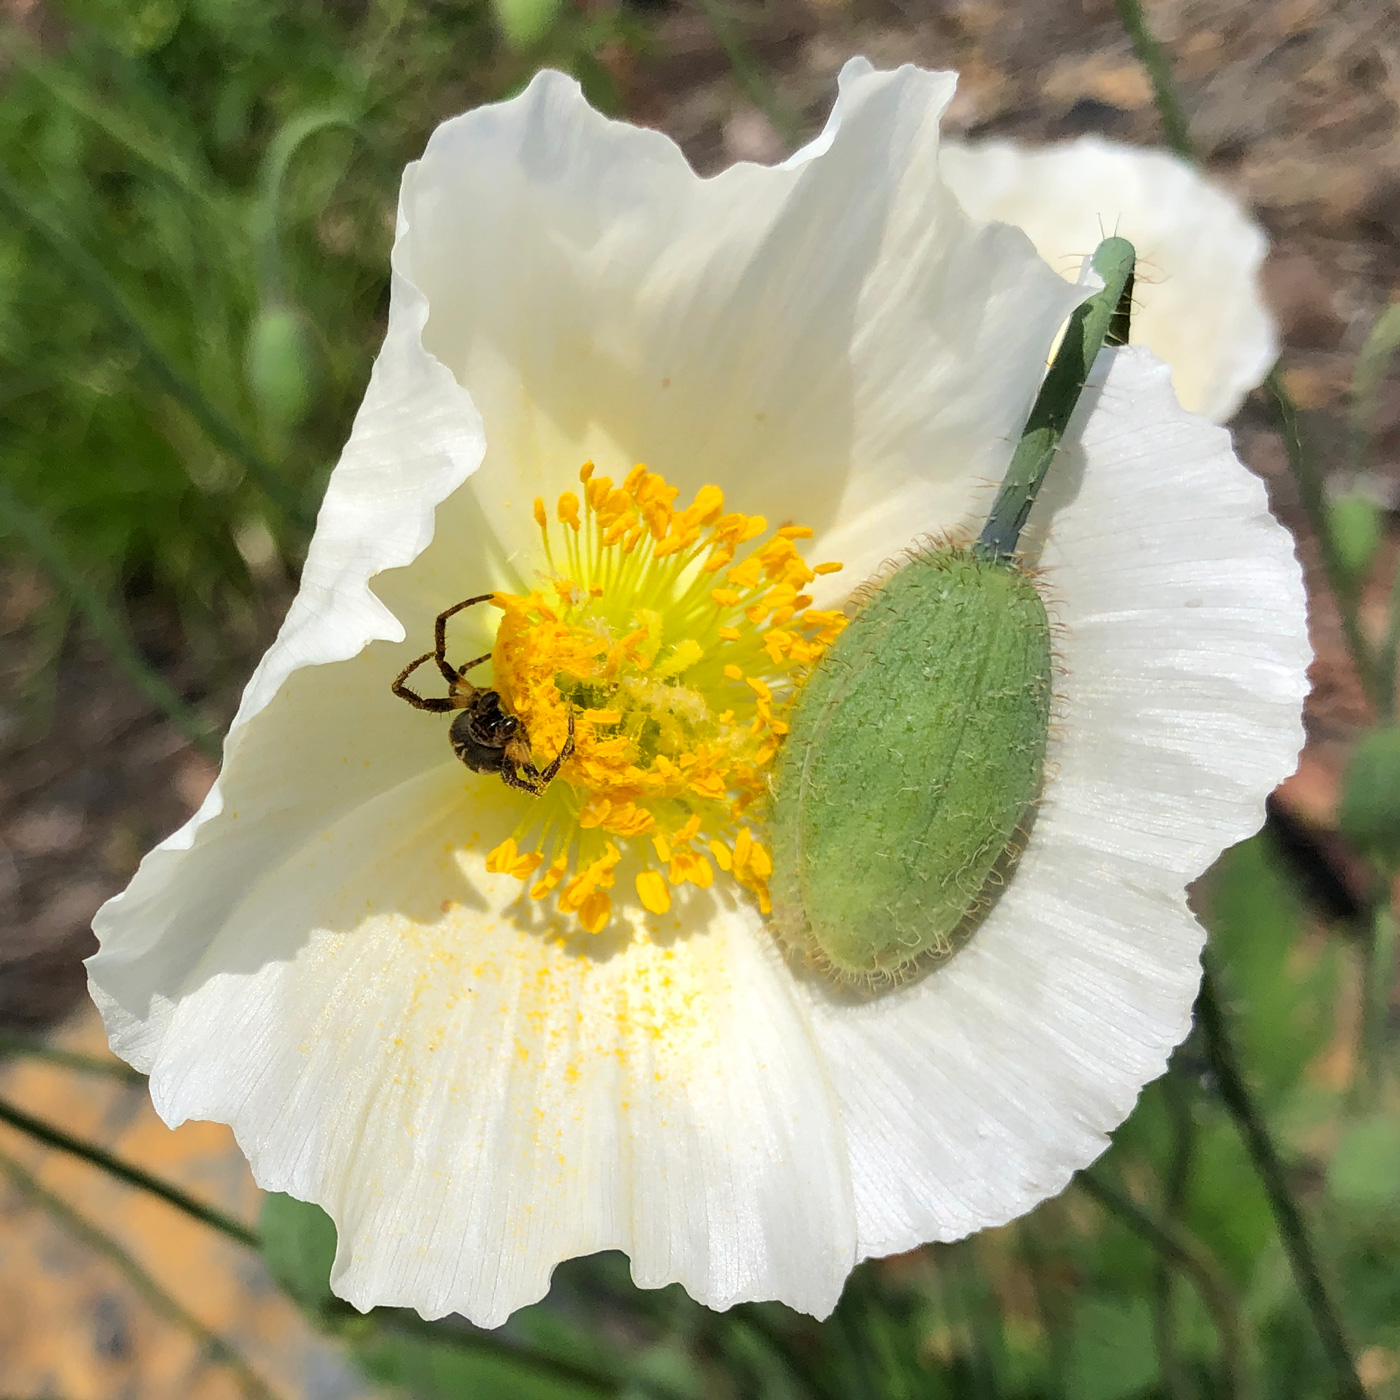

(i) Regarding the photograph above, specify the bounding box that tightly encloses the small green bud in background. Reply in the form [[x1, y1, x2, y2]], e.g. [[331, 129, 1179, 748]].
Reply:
[[1339, 726, 1400, 874], [491, 0, 564, 52], [769, 548, 1052, 982], [245, 304, 318, 434], [1327, 492, 1382, 581]]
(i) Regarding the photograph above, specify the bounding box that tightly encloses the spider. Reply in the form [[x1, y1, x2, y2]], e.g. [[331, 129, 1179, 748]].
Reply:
[[390, 594, 574, 796]]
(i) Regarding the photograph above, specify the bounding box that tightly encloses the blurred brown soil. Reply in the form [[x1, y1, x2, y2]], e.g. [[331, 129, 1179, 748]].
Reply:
[[0, 0, 1397, 1393], [0, 1012, 375, 1399]]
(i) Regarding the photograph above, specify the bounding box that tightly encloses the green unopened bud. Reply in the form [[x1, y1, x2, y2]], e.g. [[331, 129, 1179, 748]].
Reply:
[[1327, 493, 1382, 581], [491, 0, 564, 51], [769, 548, 1052, 981], [246, 305, 318, 432], [1340, 727, 1400, 874]]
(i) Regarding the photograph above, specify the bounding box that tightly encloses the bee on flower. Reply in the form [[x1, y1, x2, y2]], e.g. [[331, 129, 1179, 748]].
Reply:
[[88, 60, 1309, 1327]]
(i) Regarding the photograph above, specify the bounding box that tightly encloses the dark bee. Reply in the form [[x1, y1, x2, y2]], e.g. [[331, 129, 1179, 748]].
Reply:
[[390, 594, 574, 796]]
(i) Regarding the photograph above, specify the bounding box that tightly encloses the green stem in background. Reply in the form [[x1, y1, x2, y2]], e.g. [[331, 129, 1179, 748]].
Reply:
[[0, 1150, 283, 1400], [0, 1094, 260, 1251], [1077, 1168, 1251, 1400], [976, 236, 1137, 560], [1115, 0, 1384, 712], [0, 477, 222, 762], [694, 0, 801, 148], [1152, 1070, 1197, 1400], [1112, 0, 1194, 159], [1017, 1219, 1072, 1393], [1381, 567, 1400, 718], [1359, 899, 1398, 1107], [0, 166, 311, 534], [338, 1301, 622, 1397], [1348, 302, 1400, 479], [1197, 966, 1365, 1400], [0, 1029, 147, 1085], [252, 107, 360, 300], [1268, 369, 1381, 708]]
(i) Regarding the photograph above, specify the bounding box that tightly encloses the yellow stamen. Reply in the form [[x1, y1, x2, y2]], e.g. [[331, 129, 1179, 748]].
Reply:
[[480, 464, 844, 934]]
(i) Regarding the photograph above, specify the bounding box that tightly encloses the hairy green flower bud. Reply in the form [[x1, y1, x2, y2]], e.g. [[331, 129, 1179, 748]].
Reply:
[[769, 548, 1052, 981]]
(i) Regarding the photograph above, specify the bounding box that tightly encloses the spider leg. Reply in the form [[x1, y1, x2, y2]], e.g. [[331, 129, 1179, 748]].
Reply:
[[500, 761, 544, 796], [536, 706, 576, 786], [391, 652, 459, 712], [434, 594, 496, 684]]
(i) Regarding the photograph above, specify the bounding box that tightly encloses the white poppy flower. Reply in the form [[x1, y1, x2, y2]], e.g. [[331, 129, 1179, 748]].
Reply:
[[941, 135, 1277, 423], [87, 61, 1310, 1327]]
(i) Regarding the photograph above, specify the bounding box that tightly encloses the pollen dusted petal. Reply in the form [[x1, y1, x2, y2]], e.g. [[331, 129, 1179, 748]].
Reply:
[[96, 766, 855, 1325]]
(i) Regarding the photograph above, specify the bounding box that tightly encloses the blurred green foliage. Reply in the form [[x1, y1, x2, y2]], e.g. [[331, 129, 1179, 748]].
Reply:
[[0, 0, 640, 698]]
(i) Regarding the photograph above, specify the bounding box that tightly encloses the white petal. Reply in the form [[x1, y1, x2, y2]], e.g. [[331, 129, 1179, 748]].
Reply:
[[804, 347, 1309, 1255], [88, 222, 485, 1052], [398, 61, 1083, 598], [941, 137, 1277, 421], [99, 764, 853, 1325]]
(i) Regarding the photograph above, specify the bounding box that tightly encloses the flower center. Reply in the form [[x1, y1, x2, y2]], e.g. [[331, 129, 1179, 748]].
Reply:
[[483, 461, 845, 934]]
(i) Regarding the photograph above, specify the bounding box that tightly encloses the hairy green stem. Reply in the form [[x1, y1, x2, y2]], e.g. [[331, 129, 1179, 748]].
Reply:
[[0, 1095, 261, 1251], [0, 1029, 147, 1085], [0, 1149, 281, 1400], [0, 165, 310, 532], [1198, 966, 1365, 1400], [977, 237, 1137, 559], [0, 478, 222, 760], [1078, 1168, 1251, 1400]]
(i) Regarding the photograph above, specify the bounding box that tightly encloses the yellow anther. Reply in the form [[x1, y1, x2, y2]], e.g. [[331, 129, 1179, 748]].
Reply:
[[814, 560, 843, 575], [723, 664, 744, 681], [557, 491, 581, 530], [579, 460, 595, 483], [690, 484, 724, 522], [777, 525, 814, 539], [636, 869, 671, 914], [530, 854, 569, 900], [533, 497, 548, 529], [624, 463, 648, 493], [718, 626, 742, 642], [709, 840, 733, 872], [577, 890, 611, 933]]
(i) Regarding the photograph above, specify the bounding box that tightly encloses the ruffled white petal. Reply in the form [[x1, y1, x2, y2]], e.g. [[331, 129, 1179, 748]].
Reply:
[[804, 347, 1309, 1254], [107, 765, 852, 1325], [401, 59, 1083, 605], [941, 137, 1277, 422]]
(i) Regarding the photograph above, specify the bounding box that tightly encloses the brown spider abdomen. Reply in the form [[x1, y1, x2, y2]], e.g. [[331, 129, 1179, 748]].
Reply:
[[448, 694, 521, 776]]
